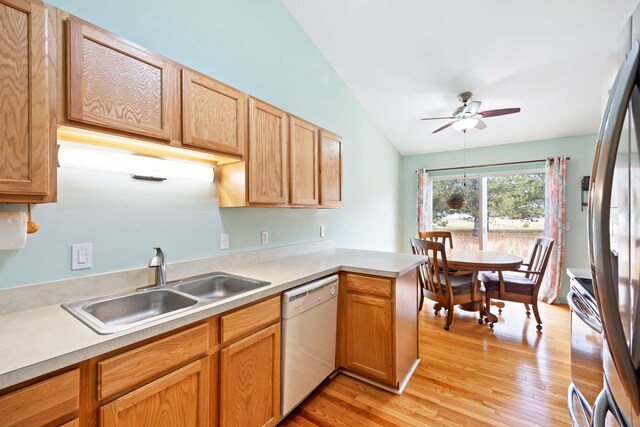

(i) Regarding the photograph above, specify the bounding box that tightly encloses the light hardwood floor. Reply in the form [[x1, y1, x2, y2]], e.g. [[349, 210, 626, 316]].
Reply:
[[281, 301, 572, 426]]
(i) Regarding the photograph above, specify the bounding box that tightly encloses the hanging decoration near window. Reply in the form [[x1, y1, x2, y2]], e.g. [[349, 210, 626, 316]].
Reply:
[[446, 191, 467, 210], [446, 130, 468, 210]]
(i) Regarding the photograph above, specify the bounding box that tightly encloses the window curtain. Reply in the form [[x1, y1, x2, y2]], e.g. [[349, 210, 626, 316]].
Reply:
[[539, 156, 567, 304], [416, 169, 430, 235]]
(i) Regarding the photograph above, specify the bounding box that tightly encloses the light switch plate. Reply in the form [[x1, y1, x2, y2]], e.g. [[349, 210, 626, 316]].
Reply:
[[320, 226, 326, 237], [219, 233, 230, 250], [261, 230, 269, 245], [72, 243, 93, 270]]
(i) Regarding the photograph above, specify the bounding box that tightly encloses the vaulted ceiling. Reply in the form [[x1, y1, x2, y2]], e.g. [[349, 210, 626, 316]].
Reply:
[[283, 0, 639, 154]]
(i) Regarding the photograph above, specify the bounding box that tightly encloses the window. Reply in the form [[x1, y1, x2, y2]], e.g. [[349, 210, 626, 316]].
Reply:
[[430, 172, 545, 257], [432, 178, 480, 250]]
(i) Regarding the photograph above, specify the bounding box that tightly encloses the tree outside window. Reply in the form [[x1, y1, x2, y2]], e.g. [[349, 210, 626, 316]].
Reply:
[[431, 173, 545, 258]]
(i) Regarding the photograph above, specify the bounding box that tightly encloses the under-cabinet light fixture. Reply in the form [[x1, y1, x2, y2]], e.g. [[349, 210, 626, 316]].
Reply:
[[58, 141, 215, 182]]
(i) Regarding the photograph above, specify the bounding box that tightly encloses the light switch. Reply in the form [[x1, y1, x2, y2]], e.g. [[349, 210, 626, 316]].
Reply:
[[72, 243, 93, 270], [220, 234, 230, 250]]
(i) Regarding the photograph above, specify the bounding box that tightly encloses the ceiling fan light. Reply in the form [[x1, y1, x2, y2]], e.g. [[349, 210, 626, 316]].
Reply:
[[452, 118, 479, 132]]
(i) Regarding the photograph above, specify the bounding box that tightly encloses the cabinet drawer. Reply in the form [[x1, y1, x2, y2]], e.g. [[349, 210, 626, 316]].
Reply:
[[0, 369, 79, 427], [98, 324, 208, 400], [345, 273, 392, 298], [221, 296, 280, 345], [100, 358, 208, 427]]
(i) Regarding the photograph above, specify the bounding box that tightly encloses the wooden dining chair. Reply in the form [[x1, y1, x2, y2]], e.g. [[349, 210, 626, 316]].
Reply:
[[410, 238, 484, 330], [418, 230, 471, 276], [481, 237, 554, 331], [418, 231, 454, 249]]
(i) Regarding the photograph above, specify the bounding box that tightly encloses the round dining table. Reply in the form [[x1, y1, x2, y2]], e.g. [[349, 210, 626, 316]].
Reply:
[[444, 249, 523, 325]]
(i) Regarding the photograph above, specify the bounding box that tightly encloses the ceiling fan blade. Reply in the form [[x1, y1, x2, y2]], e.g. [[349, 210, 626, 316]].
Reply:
[[478, 107, 521, 118], [463, 100, 482, 115], [474, 119, 487, 130], [432, 122, 454, 134], [421, 116, 454, 121]]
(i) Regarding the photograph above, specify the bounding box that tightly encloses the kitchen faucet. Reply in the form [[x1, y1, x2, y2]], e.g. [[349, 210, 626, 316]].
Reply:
[[138, 247, 166, 291]]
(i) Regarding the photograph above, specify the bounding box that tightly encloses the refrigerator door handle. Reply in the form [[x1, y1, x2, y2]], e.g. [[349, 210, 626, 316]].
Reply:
[[589, 40, 640, 414]]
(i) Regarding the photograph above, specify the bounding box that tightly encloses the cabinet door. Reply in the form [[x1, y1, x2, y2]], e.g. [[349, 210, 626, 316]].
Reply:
[[220, 323, 280, 427], [319, 130, 342, 208], [0, 0, 52, 198], [67, 18, 179, 141], [289, 117, 319, 206], [100, 358, 209, 427], [182, 69, 246, 157], [344, 292, 394, 384], [0, 369, 79, 427], [248, 98, 288, 205]]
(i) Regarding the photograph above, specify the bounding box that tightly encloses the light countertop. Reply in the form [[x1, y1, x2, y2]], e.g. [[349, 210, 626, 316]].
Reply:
[[0, 247, 425, 389]]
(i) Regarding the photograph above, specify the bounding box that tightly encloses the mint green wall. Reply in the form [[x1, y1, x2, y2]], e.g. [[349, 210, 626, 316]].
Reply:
[[0, 0, 401, 289], [401, 134, 597, 300]]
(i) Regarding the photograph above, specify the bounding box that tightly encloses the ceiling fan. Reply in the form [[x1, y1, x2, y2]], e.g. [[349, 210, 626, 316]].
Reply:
[[421, 92, 521, 134]]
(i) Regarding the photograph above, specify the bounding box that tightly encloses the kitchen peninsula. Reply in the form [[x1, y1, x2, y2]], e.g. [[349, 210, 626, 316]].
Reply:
[[0, 242, 424, 426]]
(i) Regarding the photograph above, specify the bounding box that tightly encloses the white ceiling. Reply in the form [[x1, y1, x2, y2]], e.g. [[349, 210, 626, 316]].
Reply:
[[282, 0, 639, 155]]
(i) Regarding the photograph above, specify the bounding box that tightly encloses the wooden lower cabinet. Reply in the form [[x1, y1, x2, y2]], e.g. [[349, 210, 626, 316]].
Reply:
[[338, 270, 419, 390], [344, 292, 394, 383], [0, 368, 80, 427], [100, 357, 209, 427], [219, 323, 281, 427]]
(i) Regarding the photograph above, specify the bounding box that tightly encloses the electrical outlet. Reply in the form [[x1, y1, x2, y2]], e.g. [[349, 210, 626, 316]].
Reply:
[[72, 243, 93, 270], [261, 230, 269, 245], [320, 226, 326, 237], [219, 233, 230, 250]]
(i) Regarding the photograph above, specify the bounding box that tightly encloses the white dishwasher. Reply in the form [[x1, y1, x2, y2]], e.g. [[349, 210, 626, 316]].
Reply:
[[281, 275, 338, 417]]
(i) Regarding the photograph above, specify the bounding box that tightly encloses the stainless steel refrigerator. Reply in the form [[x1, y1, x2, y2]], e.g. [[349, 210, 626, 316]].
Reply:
[[589, 9, 640, 426]]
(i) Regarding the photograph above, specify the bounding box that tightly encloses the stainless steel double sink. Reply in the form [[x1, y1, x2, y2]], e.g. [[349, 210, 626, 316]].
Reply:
[[62, 272, 271, 334]]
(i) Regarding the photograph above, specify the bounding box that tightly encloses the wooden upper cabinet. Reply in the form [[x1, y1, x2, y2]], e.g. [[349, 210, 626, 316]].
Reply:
[[182, 68, 246, 157], [289, 117, 319, 206], [319, 130, 343, 208], [66, 18, 179, 142], [0, 0, 55, 201], [248, 98, 288, 205]]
